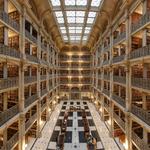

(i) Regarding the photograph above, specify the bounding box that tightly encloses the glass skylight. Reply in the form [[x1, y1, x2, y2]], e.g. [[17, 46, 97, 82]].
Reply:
[[55, 11, 63, 17], [65, 0, 75, 5], [91, 0, 101, 7], [50, 0, 101, 43], [57, 17, 64, 23], [88, 12, 96, 18], [87, 18, 94, 24], [51, 0, 60, 6]]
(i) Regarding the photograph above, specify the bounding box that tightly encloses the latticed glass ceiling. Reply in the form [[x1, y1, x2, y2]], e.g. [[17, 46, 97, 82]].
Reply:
[[49, 0, 102, 44]]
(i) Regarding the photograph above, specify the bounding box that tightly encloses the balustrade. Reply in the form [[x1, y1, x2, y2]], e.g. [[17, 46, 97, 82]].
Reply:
[[0, 43, 21, 58], [0, 105, 19, 126], [132, 131, 150, 150], [0, 77, 19, 90], [132, 77, 150, 90], [0, 11, 19, 31], [25, 94, 38, 108], [131, 11, 150, 33], [112, 94, 126, 108], [131, 105, 150, 126]]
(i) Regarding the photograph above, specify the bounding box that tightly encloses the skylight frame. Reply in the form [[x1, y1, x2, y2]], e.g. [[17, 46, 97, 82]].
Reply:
[[50, 0, 101, 44]]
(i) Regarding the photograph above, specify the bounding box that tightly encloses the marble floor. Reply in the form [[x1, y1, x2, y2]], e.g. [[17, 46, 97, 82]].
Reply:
[[29, 100, 121, 150]]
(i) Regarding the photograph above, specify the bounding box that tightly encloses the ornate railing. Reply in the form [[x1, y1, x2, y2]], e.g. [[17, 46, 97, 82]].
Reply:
[[0, 105, 19, 126], [104, 74, 110, 80], [113, 75, 126, 84], [132, 131, 150, 150], [6, 132, 19, 150], [103, 89, 110, 97], [41, 89, 47, 96], [113, 112, 125, 131], [25, 113, 37, 130], [25, 94, 38, 108], [41, 103, 47, 111], [132, 77, 150, 90], [25, 30, 37, 44], [24, 76, 37, 84], [41, 60, 48, 66], [41, 43, 47, 51], [40, 75, 47, 80], [113, 32, 126, 45], [0, 77, 19, 90], [131, 11, 150, 33], [102, 60, 109, 66], [104, 103, 109, 111], [0, 43, 21, 59], [26, 54, 39, 63], [0, 11, 19, 31], [131, 105, 150, 126], [129, 45, 150, 59], [103, 45, 110, 52], [112, 94, 126, 108], [0, 132, 19, 150], [112, 55, 125, 64]]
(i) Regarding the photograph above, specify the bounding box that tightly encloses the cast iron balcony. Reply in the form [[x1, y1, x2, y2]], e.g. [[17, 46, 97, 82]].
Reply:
[[131, 11, 150, 33], [26, 54, 39, 63], [25, 94, 38, 108], [102, 60, 109, 66], [40, 75, 47, 81], [24, 76, 37, 84], [113, 112, 125, 131], [0, 44, 21, 59], [25, 113, 37, 130], [104, 74, 110, 80], [132, 77, 150, 90], [41, 43, 47, 51], [41, 89, 47, 96], [129, 45, 150, 59], [41, 103, 47, 111], [112, 55, 125, 64], [25, 30, 37, 44], [104, 103, 109, 111], [0, 105, 19, 126], [113, 75, 126, 84], [131, 105, 150, 126], [0, 132, 19, 150], [0, 77, 19, 90], [0, 11, 19, 31], [132, 131, 150, 150], [113, 32, 126, 45], [112, 94, 126, 108], [103, 89, 110, 97], [103, 44, 110, 52], [41, 60, 48, 66]]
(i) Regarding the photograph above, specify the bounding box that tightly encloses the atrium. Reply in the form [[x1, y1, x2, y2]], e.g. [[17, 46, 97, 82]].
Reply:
[[0, 0, 149, 150]]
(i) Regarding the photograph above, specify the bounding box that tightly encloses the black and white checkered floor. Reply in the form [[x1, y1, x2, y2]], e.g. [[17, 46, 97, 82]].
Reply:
[[48, 101, 104, 150], [31, 101, 120, 150]]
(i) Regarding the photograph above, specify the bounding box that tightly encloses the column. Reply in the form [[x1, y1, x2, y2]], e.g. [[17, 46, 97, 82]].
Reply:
[[125, 10, 132, 149], [19, 6, 26, 57], [125, 65, 132, 150], [46, 96, 50, 121], [18, 63, 25, 150], [101, 95, 105, 121], [3, 0, 8, 46], [36, 101, 42, 138], [109, 67, 114, 137], [3, 128, 7, 150], [3, 62, 8, 111], [18, 114, 25, 150]]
